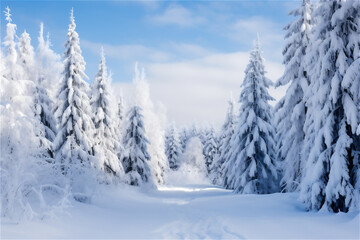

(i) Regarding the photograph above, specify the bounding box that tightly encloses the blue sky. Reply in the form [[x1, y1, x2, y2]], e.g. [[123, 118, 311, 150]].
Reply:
[[1, 0, 299, 126]]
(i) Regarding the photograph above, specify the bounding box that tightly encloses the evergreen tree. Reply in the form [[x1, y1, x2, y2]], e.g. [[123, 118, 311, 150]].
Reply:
[[203, 127, 219, 173], [179, 128, 189, 152], [3, 7, 22, 84], [165, 124, 182, 170], [222, 38, 278, 194], [33, 23, 58, 149], [36, 22, 62, 98], [53, 9, 95, 190], [1, 38, 68, 221], [121, 105, 153, 186], [117, 91, 125, 124], [274, 0, 313, 192], [300, 0, 360, 212], [91, 49, 124, 178], [212, 98, 236, 185], [17, 30, 35, 81], [134, 64, 168, 185]]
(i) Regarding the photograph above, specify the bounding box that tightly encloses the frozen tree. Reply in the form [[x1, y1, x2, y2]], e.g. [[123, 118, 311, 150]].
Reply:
[[36, 22, 62, 98], [274, 0, 313, 192], [117, 91, 125, 127], [2, 7, 22, 83], [222, 38, 278, 194], [0, 49, 68, 221], [17, 30, 35, 81], [53, 9, 96, 194], [91, 49, 124, 179], [203, 127, 219, 173], [0, 97, 69, 221], [179, 137, 208, 180], [300, 0, 360, 212], [165, 123, 182, 170], [121, 105, 153, 186], [134, 63, 168, 185], [179, 128, 189, 151], [188, 123, 200, 139], [211, 98, 236, 185], [32, 24, 58, 151], [17, 28, 56, 157]]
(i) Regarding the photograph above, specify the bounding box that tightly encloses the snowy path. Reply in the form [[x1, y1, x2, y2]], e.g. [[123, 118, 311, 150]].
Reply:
[[1, 183, 359, 239]]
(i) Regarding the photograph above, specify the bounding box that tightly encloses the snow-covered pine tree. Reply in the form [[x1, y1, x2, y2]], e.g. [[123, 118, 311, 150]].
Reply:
[[274, 0, 313, 192], [300, 0, 360, 212], [203, 127, 219, 173], [36, 22, 62, 98], [134, 63, 168, 185], [33, 23, 58, 152], [165, 123, 182, 170], [17, 30, 35, 81], [53, 9, 96, 192], [1, 32, 68, 221], [222, 37, 278, 194], [114, 91, 126, 161], [91, 48, 124, 179], [122, 105, 153, 186], [180, 137, 208, 179], [179, 128, 189, 151], [2, 7, 22, 84], [211, 97, 236, 185]]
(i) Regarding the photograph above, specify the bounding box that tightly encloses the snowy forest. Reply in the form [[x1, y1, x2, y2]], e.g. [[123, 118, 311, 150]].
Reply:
[[1, 0, 359, 239]]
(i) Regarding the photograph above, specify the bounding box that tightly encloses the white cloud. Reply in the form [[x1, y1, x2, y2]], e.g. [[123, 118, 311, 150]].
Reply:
[[149, 4, 205, 27], [82, 39, 172, 63], [226, 16, 285, 62], [112, 51, 285, 128]]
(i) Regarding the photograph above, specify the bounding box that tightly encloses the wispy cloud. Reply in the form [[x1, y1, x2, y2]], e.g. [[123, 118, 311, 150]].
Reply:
[[148, 4, 205, 27], [82, 39, 172, 62]]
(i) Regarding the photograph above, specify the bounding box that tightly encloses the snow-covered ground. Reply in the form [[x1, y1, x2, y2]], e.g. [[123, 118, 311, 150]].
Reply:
[[2, 170, 359, 240]]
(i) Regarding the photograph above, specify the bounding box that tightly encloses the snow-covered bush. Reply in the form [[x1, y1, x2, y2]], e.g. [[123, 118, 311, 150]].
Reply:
[[178, 137, 208, 183]]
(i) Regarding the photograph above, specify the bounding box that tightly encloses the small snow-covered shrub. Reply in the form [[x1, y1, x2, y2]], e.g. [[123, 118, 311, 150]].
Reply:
[[174, 137, 209, 184]]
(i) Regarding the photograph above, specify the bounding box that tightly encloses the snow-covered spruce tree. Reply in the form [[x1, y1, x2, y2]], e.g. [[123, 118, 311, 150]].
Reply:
[[17, 27, 56, 158], [222, 38, 278, 194], [179, 137, 208, 181], [165, 123, 182, 170], [179, 128, 189, 152], [2, 7, 22, 84], [117, 91, 125, 128], [91, 48, 124, 179], [36, 22, 62, 98], [274, 0, 313, 192], [203, 127, 219, 173], [0, 43, 68, 221], [134, 64, 168, 185], [300, 0, 360, 212], [17, 30, 36, 81], [53, 9, 96, 194], [121, 105, 153, 186], [33, 23, 58, 152], [211, 98, 236, 185]]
